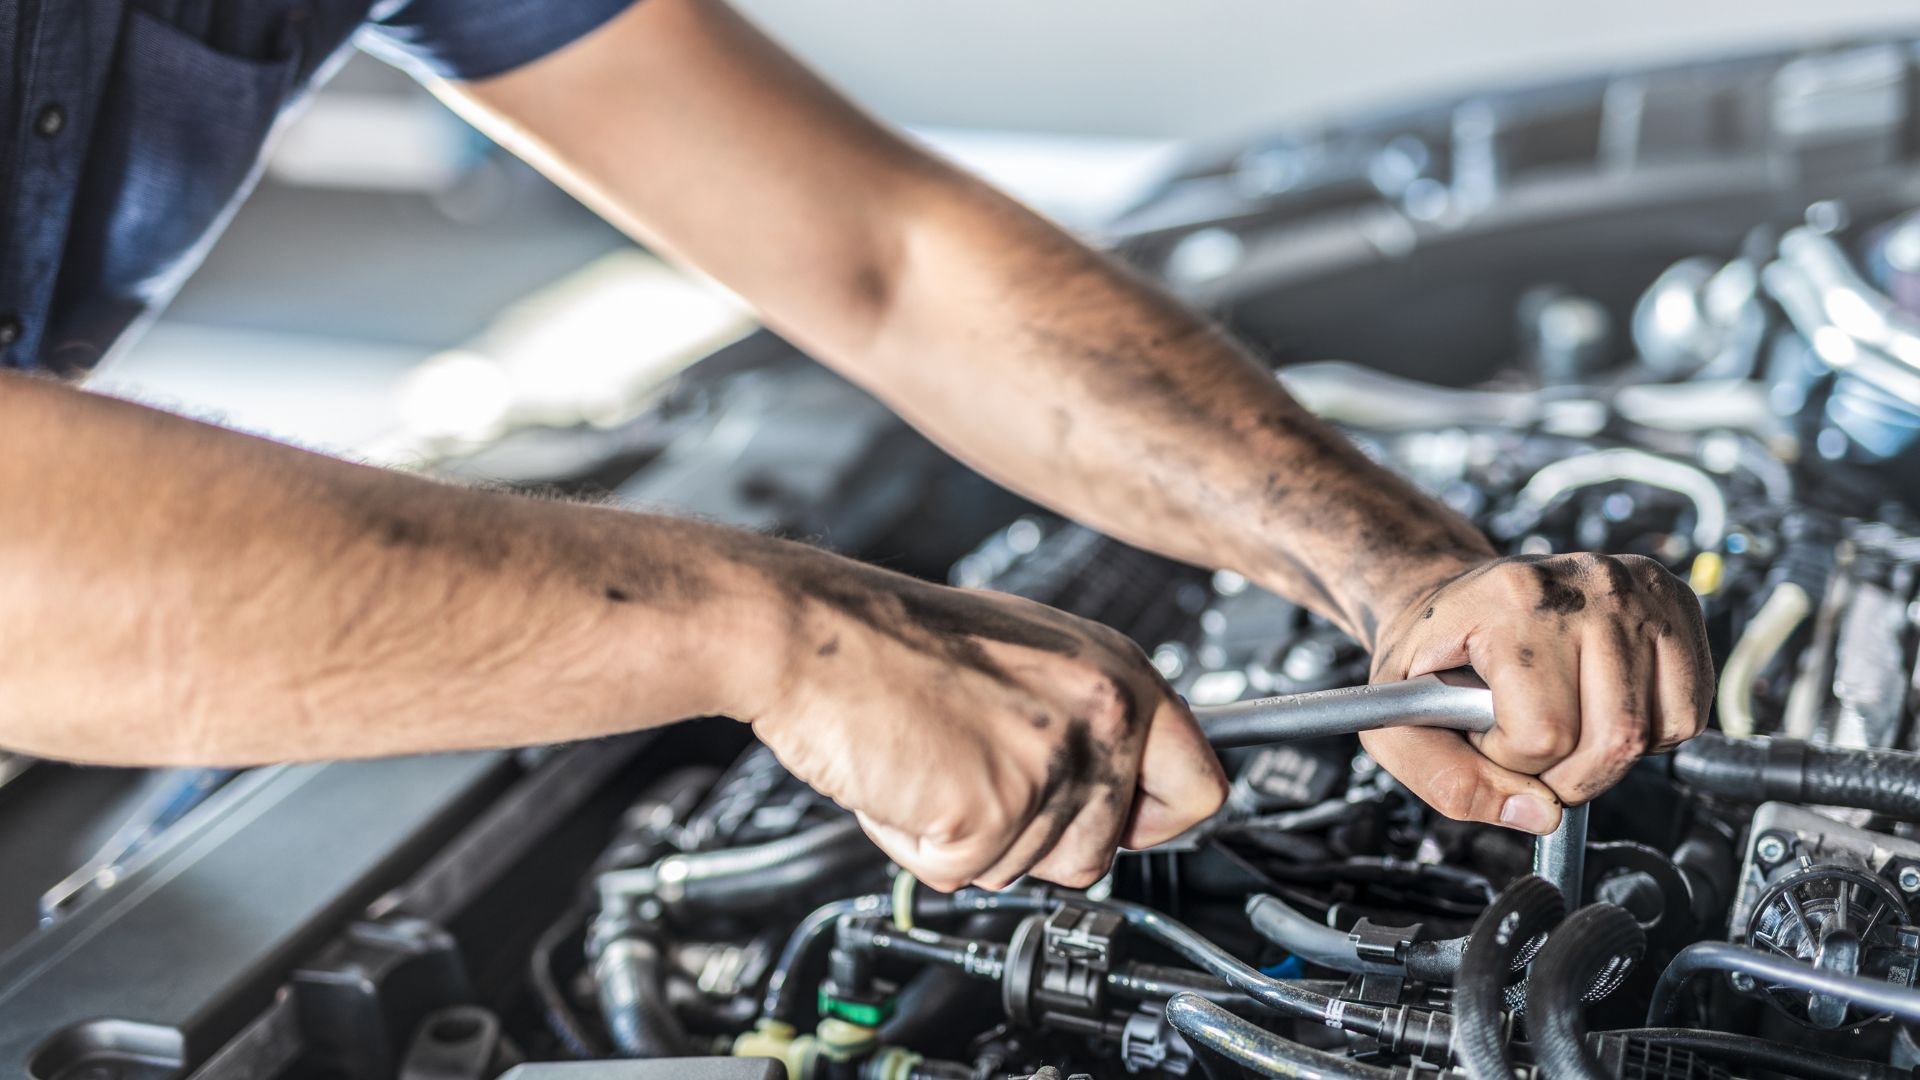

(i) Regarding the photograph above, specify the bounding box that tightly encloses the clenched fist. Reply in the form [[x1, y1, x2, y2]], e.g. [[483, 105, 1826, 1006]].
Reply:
[[727, 541, 1229, 891], [1363, 553, 1713, 834]]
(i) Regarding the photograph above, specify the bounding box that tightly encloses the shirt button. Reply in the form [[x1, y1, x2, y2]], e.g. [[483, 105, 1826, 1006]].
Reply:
[[34, 105, 65, 138], [0, 315, 20, 347]]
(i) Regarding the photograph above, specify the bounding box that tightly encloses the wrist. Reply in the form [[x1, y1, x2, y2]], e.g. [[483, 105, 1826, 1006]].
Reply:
[[692, 529, 862, 726], [698, 545, 806, 726], [1243, 543, 1491, 651], [1361, 549, 1489, 639]]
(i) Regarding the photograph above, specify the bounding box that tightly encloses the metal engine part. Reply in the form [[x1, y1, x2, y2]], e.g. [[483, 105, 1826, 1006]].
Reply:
[[1733, 802, 1920, 1028]]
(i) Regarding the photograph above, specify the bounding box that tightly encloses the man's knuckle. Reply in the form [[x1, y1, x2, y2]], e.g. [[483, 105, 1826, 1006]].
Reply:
[[1606, 721, 1649, 762], [1083, 676, 1134, 732], [1616, 553, 1662, 576], [1060, 858, 1112, 889], [927, 811, 984, 847], [1507, 721, 1577, 763], [1634, 560, 1686, 597], [984, 804, 1026, 844]]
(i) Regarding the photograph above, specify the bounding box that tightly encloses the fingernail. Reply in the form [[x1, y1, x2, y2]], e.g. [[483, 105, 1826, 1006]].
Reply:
[[1499, 794, 1556, 835]]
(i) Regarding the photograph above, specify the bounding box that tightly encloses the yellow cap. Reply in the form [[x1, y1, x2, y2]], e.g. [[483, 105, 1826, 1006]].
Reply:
[[815, 1018, 878, 1061], [1688, 551, 1725, 596], [733, 1020, 815, 1080]]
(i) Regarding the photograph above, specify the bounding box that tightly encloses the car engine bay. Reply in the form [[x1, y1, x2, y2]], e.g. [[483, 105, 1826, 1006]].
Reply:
[[9, 31, 1920, 1080]]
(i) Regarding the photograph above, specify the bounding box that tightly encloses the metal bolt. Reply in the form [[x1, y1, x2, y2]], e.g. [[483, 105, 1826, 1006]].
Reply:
[[1730, 972, 1758, 993], [1756, 835, 1788, 864], [1899, 866, 1920, 894]]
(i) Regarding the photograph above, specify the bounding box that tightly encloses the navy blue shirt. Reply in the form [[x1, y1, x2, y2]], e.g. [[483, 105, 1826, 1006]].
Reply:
[[1, 0, 635, 375]]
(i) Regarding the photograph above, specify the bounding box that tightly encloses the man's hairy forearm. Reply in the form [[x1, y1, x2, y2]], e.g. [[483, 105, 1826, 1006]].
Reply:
[[854, 177, 1493, 646], [0, 373, 784, 765]]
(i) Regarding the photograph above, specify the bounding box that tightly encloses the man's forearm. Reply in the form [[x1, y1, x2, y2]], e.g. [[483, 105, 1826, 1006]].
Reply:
[[855, 175, 1493, 646], [0, 373, 780, 765]]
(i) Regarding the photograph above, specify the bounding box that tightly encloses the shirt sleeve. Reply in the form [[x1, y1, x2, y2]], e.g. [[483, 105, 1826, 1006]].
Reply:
[[358, 0, 642, 81]]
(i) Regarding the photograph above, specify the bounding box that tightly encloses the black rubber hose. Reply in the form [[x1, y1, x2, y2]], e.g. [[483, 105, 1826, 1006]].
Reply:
[[1670, 819, 1738, 929], [1457, 876, 1565, 1080], [1610, 1028, 1915, 1080], [590, 765, 720, 874], [1165, 992, 1393, 1080], [1105, 963, 1346, 1011], [1647, 940, 1920, 1026], [882, 968, 987, 1049], [592, 935, 692, 1059], [1525, 904, 1645, 1080], [762, 896, 879, 1023], [1672, 733, 1920, 819], [850, 920, 1345, 1020], [1245, 893, 1401, 976], [611, 814, 883, 917], [530, 904, 605, 1059], [1245, 893, 1463, 981], [837, 920, 1009, 980]]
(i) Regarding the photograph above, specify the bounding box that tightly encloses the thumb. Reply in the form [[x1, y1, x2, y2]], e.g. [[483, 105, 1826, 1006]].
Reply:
[[1123, 694, 1230, 849], [1360, 726, 1562, 835]]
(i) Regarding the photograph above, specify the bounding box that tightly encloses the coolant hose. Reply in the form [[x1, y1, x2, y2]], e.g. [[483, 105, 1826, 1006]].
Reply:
[[1165, 992, 1392, 1080], [1245, 893, 1461, 981], [1714, 582, 1810, 738], [600, 814, 882, 917], [1457, 876, 1565, 1080], [1647, 940, 1920, 1026], [593, 935, 691, 1059], [1610, 1028, 1914, 1080], [1672, 733, 1920, 819], [1525, 904, 1645, 1080]]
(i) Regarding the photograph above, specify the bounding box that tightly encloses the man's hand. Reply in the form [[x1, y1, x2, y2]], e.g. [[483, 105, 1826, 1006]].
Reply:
[[726, 545, 1228, 892], [1362, 553, 1713, 834]]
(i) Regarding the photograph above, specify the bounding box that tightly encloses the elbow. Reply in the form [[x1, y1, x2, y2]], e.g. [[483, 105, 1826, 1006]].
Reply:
[[813, 162, 992, 371]]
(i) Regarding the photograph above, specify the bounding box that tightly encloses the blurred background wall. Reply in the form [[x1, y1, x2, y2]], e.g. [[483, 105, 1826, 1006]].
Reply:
[[734, 0, 1920, 139]]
